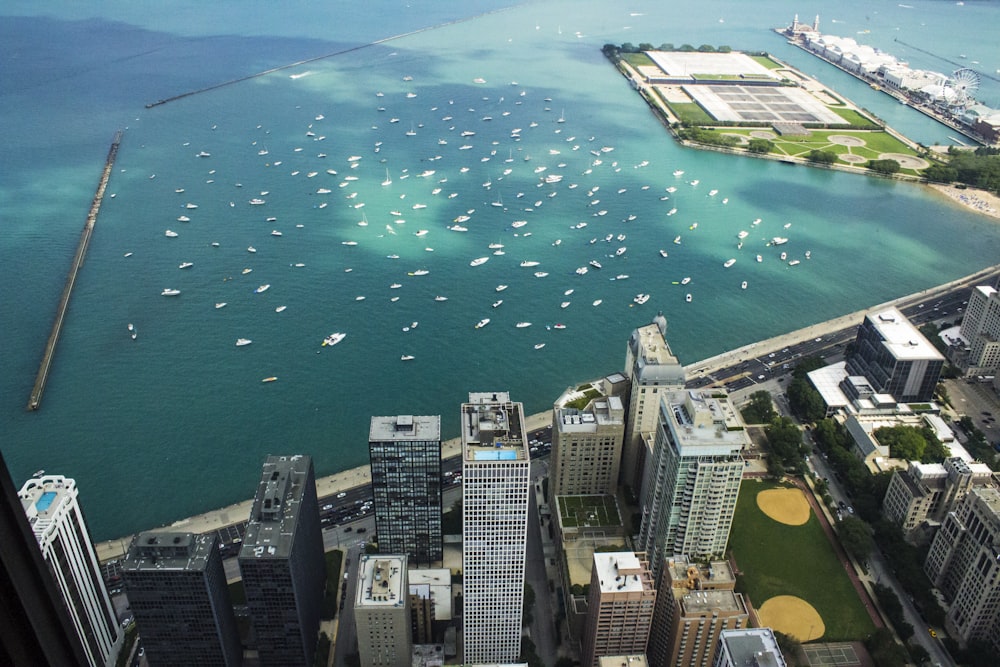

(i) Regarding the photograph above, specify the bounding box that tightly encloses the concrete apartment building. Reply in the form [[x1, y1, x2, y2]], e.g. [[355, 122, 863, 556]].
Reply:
[[551, 374, 628, 497], [580, 552, 656, 667], [238, 455, 326, 667], [713, 628, 786, 667], [637, 389, 749, 577], [355, 554, 412, 667], [18, 475, 120, 667], [882, 457, 996, 542], [461, 392, 531, 665], [621, 314, 686, 490], [844, 307, 944, 402], [647, 558, 748, 667], [122, 531, 242, 667], [599, 656, 648, 667], [956, 285, 1000, 375], [924, 487, 1000, 650], [369, 414, 443, 563]]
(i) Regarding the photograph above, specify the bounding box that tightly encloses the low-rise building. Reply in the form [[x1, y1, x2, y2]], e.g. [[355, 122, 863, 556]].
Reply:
[[713, 628, 786, 667]]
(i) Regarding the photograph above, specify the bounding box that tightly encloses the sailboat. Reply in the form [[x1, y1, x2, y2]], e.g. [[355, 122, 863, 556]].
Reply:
[[381, 168, 392, 186], [405, 123, 417, 137], [557, 109, 565, 124]]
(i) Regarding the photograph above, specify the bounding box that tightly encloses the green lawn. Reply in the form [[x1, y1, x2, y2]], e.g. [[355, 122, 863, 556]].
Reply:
[[621, 52, 654, 67], [728, 479, 875, 642], [558, 494, 621, 528]]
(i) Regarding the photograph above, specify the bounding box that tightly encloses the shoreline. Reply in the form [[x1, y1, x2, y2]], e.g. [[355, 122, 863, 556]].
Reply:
[[926, 183, 1000, 220]]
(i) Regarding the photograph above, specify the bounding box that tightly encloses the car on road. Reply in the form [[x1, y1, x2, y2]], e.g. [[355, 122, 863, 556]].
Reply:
[[337, 492, 347, 498], [344, 526, 353, 532], [357, 527, 367, 533], [928, 628, 937, 638]]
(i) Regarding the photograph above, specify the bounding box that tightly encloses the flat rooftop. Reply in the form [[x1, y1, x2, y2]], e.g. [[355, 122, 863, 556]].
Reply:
[[720, 628, 785, 667], [679, 589, 746, 615], [18, 475, 77, 540], [408, 567, 453, 620], [557, 495, 622, 528], [356, 554, 408, 608], [647, 51, 778, 79], [664, 389, 752, 454], [665, 558, 735, 586], [867, 308, 944, 361], [631, 322, 686, 384], [461, 392, 528, 461], [593, 552, 653, 594], [370, 414, 441, 442], [123, 531, 214, 572], [240, 454, 313, 560], [599, 657, 648, 667]]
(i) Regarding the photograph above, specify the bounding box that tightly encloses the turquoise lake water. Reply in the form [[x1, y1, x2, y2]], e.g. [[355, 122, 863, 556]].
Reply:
[[3, 0, 999, 540]]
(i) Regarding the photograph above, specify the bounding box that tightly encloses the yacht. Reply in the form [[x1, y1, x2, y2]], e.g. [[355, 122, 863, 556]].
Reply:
[[236, 338, 252, 347], [686, 293, 692, 303], [681, 277, 691, 285], [772, 237, 789, 245], [741, 281, 748, 290], [516, 322, 532, 328], [401, 355, 415, 361], [215, 302, 227, 309], [178, 262, 193, 269], [633, 294, 650, 305], [534, 343, 546, 349], [254, 284, 270, 293], [161, 288, 181, 296], [474, 318, 490, 329], [275, 306, 287, 313], [470, 257, 490, 266], [434, 296, 448, 301], [496, 285, 509, 292], [659, 250, 669, 258], [322, 332, 346, 346], [165, 230, 179, 237], [724, 258, 736, 268], [520, 260, 540, 267]]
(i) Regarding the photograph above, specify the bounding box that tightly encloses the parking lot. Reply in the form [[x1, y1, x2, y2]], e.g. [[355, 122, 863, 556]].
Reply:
[[944, 377, 1000, 448]]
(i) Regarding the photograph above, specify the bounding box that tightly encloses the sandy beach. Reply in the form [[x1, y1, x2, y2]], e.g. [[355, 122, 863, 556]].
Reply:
[[927, 183, 1000, 220]]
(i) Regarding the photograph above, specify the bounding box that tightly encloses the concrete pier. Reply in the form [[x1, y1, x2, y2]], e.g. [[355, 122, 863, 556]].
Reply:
[[28, 130, 122, 411]]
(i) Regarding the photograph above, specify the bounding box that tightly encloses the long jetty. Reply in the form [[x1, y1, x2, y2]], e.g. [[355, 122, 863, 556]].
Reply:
[[28, 130, 123, 411]]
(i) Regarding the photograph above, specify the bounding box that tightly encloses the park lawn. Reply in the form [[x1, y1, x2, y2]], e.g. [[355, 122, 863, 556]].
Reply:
[[621, 52, 654, 67], [728, 479, 875, 642], [668, 102, 714, 125], [751, 55, 784, 70]]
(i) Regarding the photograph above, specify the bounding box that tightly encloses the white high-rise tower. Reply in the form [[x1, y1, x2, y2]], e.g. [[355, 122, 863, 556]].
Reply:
[[461, 392, 531, 664], [19, 475, 120, 667]]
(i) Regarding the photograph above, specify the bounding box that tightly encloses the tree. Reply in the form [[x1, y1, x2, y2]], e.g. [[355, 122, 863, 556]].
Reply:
[[868, 159, 901, 175], [698, 44, 717, 52], [741, 390, 777, 424], [786, 377, 826, 422], [773, 631, 802, 665], [766, 417, 805, 466], [748, 138, 774, 154], [874, 425, 927, 461], [792, 356, 826, 379], [865, 628, 908, 667], [807, 149, 837, 165], [838, 516, 874, 561], [638, 42, 654, 52]]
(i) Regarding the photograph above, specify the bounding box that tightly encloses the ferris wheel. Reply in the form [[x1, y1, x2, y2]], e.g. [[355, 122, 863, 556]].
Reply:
[[948, 68, 981, 107]]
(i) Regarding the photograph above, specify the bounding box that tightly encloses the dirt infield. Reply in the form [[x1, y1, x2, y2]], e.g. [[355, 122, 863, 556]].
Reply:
[[758, 595, 826, 641], [757, 487, 811, 526]]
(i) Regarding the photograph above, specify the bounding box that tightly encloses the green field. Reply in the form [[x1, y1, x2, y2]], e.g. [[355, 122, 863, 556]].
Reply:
[[558, 494, 621, 528], [728, 480, 875, 642]]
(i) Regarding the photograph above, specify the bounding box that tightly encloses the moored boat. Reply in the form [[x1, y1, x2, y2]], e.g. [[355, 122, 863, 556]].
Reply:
[[322, 332, 346, 346], [236, 338, 252, 347], [161, 288, 181, 296]]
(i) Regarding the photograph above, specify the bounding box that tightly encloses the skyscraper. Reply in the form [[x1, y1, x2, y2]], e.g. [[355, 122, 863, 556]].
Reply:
[[122, 531, 243, 667], [957, 285, 1000, 374], [18, 474, 119, 667], [551, 375, 628, 497], [647, 558, 748, 667], [239, 455, 325, 667], [844, 307, 944, 402], [369, 415, 442, 563], [621, 314, 686, 490], [580, 552, 656, 667], [354, 554, 412, 667], [923, 487, 1000, 650], [637, 388, 748, 578], [0, 452, 88, 667], [461, 392, 531, 665]]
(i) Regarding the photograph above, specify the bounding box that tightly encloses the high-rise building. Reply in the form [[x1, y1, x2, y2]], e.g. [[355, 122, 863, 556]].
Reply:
[[844, 307, 944, 402], [647, 558, 748, 667], [599, 656, 648, 667], [122, 531, 243, 667], [713, 628, 786, 667], [580, 552, 656, 667], [957, 285, 1000, 374], [881, 457, 996, 542], [238, 455, 326, 667], [461, 392, 531, 665], [637, 389, 748, 577], [355, 554, 412, 667], [18, 474, 119, 667], [369, 415, 443, 563], [923, 487, 1000, 650], [0, 452, 88, 667], [621, 314, 686, 490], [551, 375, 628, 497]]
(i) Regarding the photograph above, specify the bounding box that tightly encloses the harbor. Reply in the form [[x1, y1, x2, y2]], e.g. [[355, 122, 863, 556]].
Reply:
[[27, 130, 122, 411]]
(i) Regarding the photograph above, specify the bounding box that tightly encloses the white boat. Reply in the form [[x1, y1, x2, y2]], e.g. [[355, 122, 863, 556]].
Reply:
[[165, 230, 178, 237], [667, 208, 677, 216], [275, 306, 287, 313], [177, 215, 190, 222], [724, 259, 736, 268], [401, 355, 415, 361], [534, 343, 546, 349], [520, 260, 539, 267], [496, 285, 508, 292], [127, 323, 136, 340], [493, 300, 503, 308], [271, 230, 282, 237], [470, 257, 490, 267], [516, 322, 532, 328], [355, 296, 365, 301], [681, 277, 691, 285], [534, 271, 548, 278], [185, 203, 198, 209], [474, 318, 490, 329], [410, 269, 430, 276], [161, 288, 181, 296], [242, 268, 252, 274], [780, 252, 788, 261], [689, 180, 699, 186], [633, 294, 650, 305], [575, 267, 588, 275], [322, 332, 346, 346], [673, 236, 681, 245], [592, 299, 603, 306], [708, 189, 718, 196], [615, 274, 629, 280], [178, 262, 193, 269], [659, 250, 669, 258], [615, 247, 627, 256], [805, 251, 811, 259], [741, 281, 748, 289], [756, 255, 763, 263], [561, 301, 570, 309], [553, 323, 566, 330], [254, 284, 270, 293], [434, 296, 448, 302], [686, 293, 692, 303], [737, 231, 749, 239], [249, 198, 265, 205], [589, 260, 602, 269], [236, 338, 252, 347], [247, 246, 256, 253], [772, 237, 788, 245], [788, 259, 801, 266], [215, 302, 227, 309], [511, 220, 528, 229]]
